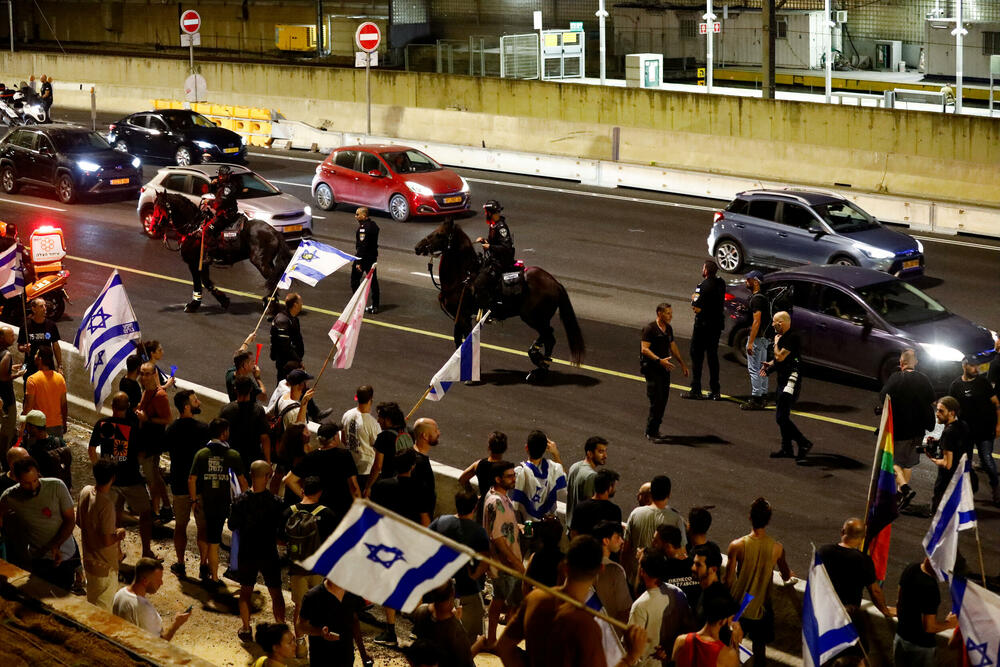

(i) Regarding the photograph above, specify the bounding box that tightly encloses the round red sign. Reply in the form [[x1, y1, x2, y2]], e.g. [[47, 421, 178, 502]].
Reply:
[[180, 9, 201, 35], [355, 22, 381, 53]]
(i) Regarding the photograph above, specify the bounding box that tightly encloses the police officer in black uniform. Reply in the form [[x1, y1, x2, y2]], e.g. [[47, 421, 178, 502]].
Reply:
[[352, 207, 380, 314], [473, 200, 515, 310], [203, 165, 240, 251]]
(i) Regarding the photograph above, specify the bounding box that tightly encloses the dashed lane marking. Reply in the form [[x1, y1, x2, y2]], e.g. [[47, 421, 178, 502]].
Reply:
[[0, 197, 67, 212], [68, 253, 878, 433]]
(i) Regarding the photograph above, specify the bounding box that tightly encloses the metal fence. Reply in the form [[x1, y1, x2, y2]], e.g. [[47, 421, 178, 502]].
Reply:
[[500, 33, 540, 80], [404, 37, 501, 76]]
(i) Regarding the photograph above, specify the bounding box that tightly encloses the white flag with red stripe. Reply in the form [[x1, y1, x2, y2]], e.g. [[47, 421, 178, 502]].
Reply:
[[327, 264, 374, 369]]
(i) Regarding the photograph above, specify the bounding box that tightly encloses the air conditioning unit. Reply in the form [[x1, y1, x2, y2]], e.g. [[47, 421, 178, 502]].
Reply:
[[835, 10, 848, 24]]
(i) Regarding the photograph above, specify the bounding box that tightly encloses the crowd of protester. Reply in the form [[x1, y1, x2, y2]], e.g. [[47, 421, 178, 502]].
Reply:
[[0, 292, 997, 667]]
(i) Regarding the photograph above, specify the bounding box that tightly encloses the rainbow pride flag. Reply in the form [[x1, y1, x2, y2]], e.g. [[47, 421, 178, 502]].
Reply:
[[864, 396, 898, 581]]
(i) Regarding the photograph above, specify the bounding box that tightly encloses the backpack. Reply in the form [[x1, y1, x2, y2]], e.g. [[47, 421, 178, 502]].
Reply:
[[393, 428, 413, 455], [285, 504, 326, 560], [268, 400, 301, 450]]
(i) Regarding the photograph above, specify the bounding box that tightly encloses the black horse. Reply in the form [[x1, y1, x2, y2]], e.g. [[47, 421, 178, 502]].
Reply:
[[415, 217, 584, 378], [147, 191, 293, 312]]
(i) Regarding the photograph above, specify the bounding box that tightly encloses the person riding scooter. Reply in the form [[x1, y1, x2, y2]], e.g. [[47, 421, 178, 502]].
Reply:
[[473, 199, 515, 311]]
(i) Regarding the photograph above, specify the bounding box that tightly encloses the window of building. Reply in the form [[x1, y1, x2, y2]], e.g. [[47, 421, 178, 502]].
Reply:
[[984, 32, 1000, 56], [776, 19, 788, 40], [680, 19, 697, 41]]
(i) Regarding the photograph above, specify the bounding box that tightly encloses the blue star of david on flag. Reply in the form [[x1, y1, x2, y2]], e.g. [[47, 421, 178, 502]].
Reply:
[[277, 239, 357, 289], [300, 500, 471, 613], [951, 576, 1000, 667], [87, 306, 113, 334], [92, 349, 106, 376], [967, 638, 993, 667], [365, 543, 406, 568]]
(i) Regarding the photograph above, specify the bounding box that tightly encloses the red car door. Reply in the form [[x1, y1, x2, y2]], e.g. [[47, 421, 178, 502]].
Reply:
[[354, 151, 392, 209], [322, 149, 359, 203]]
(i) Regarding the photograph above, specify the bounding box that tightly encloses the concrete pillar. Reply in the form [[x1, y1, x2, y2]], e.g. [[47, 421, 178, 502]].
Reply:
[[762, 0, 775, 99]]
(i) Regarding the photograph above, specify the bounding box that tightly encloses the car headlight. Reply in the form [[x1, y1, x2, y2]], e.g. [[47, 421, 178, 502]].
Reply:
[[76, 160, 100, 172], [304, 205, 312, 217], [919, 342, 965, 363], [131, 157, 141, 169], [915, 238, 924, 253], [240, 135, 247, 146], [406, 181, 433, 196], [990, 329, 998, 344], [193, 140, 214, 150], [853, 242, 894, 260], [242, 207, 257, 219], [459, 177, 470, 193]]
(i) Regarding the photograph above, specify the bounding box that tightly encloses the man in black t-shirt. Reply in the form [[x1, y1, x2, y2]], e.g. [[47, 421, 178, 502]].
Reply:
[[283, 422, 359, 523], [297, 579, 357, 666], [640, 303, 689, 442], [880, 349, 937, 510], [87, 391, 154, 559], [949, 357, 1000, 503], [17, 298, 61, 376], [684, 259, 727, 400], [893, 558, 956, 665], [928, 396, 973, 511], [118, 354, 143, 410], [371, 448, 426, 525], [164, 390, 210, 578], [742, 271, 771, 410], [219, 376, 271, 472], [569, 468, 622, 538], [762, 311, 812, 460]]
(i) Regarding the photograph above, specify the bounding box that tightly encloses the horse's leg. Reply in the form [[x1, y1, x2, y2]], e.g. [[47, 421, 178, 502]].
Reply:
[[183, 259, 203, 312], [201, 266, 230, 310], [248, 239, 279, 315]]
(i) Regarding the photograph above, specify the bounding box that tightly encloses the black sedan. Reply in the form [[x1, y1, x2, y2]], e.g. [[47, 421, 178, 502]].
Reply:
[[108, 109, 246, 166], [0, 124, 142, 204], [723, 265, 997, 389]]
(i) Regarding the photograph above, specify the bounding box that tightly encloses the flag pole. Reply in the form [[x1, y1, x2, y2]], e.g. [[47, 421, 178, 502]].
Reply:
[[350, 498, 630, 633], [863, 396, 890, 543], [252, 282, 282, 336], [406, 387, 432, 423], [974, 522, 988, 586], [311, 340, 339, 391]]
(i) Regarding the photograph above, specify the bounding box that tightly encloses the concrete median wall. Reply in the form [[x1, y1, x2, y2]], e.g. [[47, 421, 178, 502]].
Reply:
[[4, 51, 1000, 211]]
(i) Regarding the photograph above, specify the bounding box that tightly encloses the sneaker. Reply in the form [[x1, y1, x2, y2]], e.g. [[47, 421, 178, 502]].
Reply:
[[373, 628, 398, 646], [169, 562, 186, 578], [681, 391, 706, 400], [237, 629, 253, 643], [741, 398, 765, 411], [770, 448, 795, 459], [295, 636, 308, 659], [898, 487, 917, 511], [707, 392, 723, 401], [645, 432, 667, 442], [362, 659, 375, 667], [796, 441, 814, 461], [199, 564, 210, 582]]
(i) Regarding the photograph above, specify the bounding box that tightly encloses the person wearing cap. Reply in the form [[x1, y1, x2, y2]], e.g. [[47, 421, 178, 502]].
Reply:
[[741, 271, 771, 411], [276, 368, 315, 430], [21, 409, 71, 488], [284, 421, 359, 523], [270, 292, 304, 383], [352, 207, 380, 315], [473, 202, 515, 311]]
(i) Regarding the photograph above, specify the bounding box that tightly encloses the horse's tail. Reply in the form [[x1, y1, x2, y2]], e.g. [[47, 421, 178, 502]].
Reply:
[[556, 283, 585, 366]]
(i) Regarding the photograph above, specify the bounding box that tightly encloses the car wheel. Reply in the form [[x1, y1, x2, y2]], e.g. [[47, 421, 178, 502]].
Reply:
[[314, 183, 335, 211], [139, 204, 157, 237], [714, 239, 744, 273], [175, 146, 194, 166], [114, 140, 129, 153], [731, 327, 749, 365], [831, 255, 858, 267], [389, 193, 411, 222], [1, 165, 18, 194], [56, 173, 77, 204]]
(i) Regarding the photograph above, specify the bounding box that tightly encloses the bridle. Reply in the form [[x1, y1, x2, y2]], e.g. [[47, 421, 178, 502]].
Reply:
[[424, 226, 456, 291]]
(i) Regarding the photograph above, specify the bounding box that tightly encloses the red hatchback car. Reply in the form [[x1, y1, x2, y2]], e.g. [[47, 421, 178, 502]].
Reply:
[[311, 145, 470, 221]]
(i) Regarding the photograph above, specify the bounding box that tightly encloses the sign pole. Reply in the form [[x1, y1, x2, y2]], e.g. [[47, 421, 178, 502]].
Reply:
[[824, 0, 832, 103], [705, 0, 714, 93], [366, 54, 371, 135]]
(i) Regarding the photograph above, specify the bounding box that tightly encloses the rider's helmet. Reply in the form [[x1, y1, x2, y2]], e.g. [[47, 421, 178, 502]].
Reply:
[[217, 165, 232, 180], [483, 200, 503, 219]]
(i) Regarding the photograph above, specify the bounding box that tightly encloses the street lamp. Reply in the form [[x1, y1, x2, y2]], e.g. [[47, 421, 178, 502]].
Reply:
[[596, 0, 608, 85]]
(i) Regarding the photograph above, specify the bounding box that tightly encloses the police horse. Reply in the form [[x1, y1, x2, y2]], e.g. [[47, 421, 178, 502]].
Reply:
[[146, 191, 293, 312], [415, 217, 584, 380]]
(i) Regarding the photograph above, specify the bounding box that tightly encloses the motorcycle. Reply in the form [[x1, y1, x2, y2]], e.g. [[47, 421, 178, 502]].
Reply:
[[0, 221, 70, 321], [11, 83, 47, 125], [0, 95, 20, 126]]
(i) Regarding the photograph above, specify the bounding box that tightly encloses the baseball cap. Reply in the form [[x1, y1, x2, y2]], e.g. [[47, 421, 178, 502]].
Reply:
[[744, 270, 764, 282], [317, 422, 341, 440], [22, 410, 46, 428], [286, 369, 314, 385]]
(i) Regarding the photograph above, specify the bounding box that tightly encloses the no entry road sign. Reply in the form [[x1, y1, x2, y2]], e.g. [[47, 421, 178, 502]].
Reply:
[[180, 10, 201, 35], [355, 22, 381, 53]]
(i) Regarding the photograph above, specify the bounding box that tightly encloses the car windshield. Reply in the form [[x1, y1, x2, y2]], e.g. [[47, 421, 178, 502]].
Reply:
[[163, 112, 218, 130], [855, 280, 948, 326], [382, 149, 440, 174], [235, 173, 280, 199], [50, 131, 111, 153], [812, 201, 879, 233]]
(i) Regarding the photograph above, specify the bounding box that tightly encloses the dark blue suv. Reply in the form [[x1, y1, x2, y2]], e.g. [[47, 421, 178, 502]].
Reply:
[[708, 190, 924, 277], [723, 265, 996, 389]]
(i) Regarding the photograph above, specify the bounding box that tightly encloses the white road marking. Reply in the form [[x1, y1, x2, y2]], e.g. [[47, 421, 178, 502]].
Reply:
[[312, 215, 326, 220], [269, 179, 311, 188], [0, 198, 67, 212], [913, 235, 1000, 252], [250, 152, 1000, 252]]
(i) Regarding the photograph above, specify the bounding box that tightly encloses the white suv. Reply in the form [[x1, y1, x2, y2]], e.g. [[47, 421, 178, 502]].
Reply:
[[137, 164, 312, 242]]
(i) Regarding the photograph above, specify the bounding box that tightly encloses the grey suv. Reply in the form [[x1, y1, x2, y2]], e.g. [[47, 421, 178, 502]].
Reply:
[[707, 190, 924, 276]]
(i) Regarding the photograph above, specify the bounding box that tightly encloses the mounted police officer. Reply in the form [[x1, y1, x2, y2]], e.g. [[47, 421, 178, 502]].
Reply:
[[202, 165, 241, 253], [473, 199, 515, 310]]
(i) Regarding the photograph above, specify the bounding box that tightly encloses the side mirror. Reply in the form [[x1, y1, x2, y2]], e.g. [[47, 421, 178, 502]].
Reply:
[[807, 222, 824, 235], [38, 145, 50, 156], [367, 170, 383, 178], [856, 315, 873, 338]]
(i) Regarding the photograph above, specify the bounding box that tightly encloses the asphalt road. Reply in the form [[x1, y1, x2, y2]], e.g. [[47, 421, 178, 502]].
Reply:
[[2, 108, 1000, 595]]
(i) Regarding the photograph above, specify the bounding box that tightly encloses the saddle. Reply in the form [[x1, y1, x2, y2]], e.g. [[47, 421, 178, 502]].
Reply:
[[206, 216, 245, 264]]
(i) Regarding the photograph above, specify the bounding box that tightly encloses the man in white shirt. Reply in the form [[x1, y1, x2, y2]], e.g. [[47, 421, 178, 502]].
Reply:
[[511, 429, 565, 523], [341, 384, 380, 489], [113, 557, 190, 641], [630, 549, 689, 667]]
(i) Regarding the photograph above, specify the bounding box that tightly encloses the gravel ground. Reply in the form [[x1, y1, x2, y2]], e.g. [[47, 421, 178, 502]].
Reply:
[[60, 418, 502, 666]]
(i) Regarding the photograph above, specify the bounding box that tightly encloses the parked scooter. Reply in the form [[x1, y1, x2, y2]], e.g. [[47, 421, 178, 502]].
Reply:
[[0, 221, 70, 321], [11, 82, 47, 125]]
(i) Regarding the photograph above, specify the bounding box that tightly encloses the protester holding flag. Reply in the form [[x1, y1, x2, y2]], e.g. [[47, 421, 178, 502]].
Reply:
[[801, 547, 860, 667], [352, 208, 380, 315], [928, 396, 973, 512], [892, 557, 957, 667]]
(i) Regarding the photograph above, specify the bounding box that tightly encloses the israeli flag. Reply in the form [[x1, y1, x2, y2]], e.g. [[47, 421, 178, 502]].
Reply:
[[0, 243, 24, 297], [951, 576, 1000, 667], [74, 271, 142, 407], [277, 239, 357, 289], [802, 547, 859, 667], [426, 311, 488, 400], [301, 499, 471, 613], [924, 453, 977, 582]]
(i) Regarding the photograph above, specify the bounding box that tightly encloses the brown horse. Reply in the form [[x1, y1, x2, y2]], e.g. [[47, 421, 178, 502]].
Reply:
[[415, 217, 584, 378]]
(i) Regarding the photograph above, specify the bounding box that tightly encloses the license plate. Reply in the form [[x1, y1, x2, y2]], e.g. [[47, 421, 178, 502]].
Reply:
[[110, 178, 130, 185], [283, 225, 303, 233], [903, 259, 920, 269], [443, 196, 462, 204], [224, 147, 239, 154]]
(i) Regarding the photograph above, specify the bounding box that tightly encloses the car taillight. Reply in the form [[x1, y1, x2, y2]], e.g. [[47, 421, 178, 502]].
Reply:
[[140, 186, 145, 193], [724, 292, 735, 301], [713, 211, 724, 223]]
